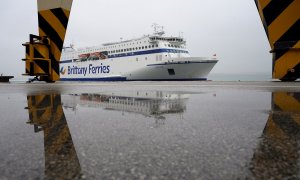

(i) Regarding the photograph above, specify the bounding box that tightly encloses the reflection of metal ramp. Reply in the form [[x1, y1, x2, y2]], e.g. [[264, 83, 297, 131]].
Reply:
[[25, 94, 81, 179], [255, 0, 300, 81], [250, 92, 300, 178]]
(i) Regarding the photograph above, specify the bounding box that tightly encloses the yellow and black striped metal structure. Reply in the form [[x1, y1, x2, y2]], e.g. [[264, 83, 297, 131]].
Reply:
[[23, 35, 51, 78], [23, 0, 73, 82], [26, 94, 81, 179], [250, 92, 300, 178], [255, 0, 300, 81]]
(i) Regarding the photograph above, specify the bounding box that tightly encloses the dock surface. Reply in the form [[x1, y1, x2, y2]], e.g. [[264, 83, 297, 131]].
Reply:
[[0, 81, 300, 179]]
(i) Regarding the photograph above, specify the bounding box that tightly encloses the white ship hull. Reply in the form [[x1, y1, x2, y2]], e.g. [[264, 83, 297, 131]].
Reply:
[[60, 57, 217, 81], [59, 29, 218, 81], [125, 59, 217, 81]]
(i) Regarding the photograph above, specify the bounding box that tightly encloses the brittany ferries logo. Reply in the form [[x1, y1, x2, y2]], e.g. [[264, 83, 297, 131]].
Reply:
[[60, 67, 67, 75], [60, 64, 110, 76]]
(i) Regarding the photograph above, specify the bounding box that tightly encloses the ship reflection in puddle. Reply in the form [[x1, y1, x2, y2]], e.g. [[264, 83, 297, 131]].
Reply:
[[24, 91, 192, 178], [24, 91, 300, 178], [62, 91, 191, 127], [251, 92, 300, 179], [25, 94, 82, 179]]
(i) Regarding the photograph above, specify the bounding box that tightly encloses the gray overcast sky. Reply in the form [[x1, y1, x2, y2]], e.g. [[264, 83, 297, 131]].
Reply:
[[0, 0, 271, 78]]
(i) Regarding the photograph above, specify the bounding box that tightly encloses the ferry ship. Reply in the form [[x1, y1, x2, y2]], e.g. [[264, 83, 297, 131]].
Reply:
[[60, 26, 218, 81]]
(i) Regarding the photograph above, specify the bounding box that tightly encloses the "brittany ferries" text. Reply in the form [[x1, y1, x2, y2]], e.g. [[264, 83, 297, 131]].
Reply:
[[67, 64, 110, 76]]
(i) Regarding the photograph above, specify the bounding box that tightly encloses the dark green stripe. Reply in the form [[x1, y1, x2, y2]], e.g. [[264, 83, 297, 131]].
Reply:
[[273, 49, 288, 62], [38, 95, 51, 109], [292, 93, 300, 102], [34, 48, 44, 59], [50, 54, 60, 75], [26, 45, 30, 57], [53, 95, 61, 107], [273, 20, 300, 62], [37, 109, 46, 120], [50, 8, 69, 29], [263, 0, 294, 26], [281, 61, 300, 81], [38, 13, 63, 51], [35, 60, 49, 74], [277, 19, 300, 43], [272, 113, 300, 138]]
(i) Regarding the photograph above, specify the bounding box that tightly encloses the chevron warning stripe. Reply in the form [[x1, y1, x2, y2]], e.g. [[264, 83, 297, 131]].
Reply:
[[22, 0, 72, 82], [37, 1, 72, 82], [255, 0, 300, 81], [25, 94, 81, 178], [250, 92, 300, 178], [23, 37, 51, 77]]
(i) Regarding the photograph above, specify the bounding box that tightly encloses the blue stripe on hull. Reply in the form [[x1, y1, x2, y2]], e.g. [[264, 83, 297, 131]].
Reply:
[[60, 77, 207, 81], [60, 60, 72, 64], [147, 61, 217, 66], [127, 78, 207, 81], [60, 77, 127, 81]]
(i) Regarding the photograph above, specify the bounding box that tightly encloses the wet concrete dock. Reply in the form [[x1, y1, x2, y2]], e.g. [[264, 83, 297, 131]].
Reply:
[[1, 81, 300, 179]]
